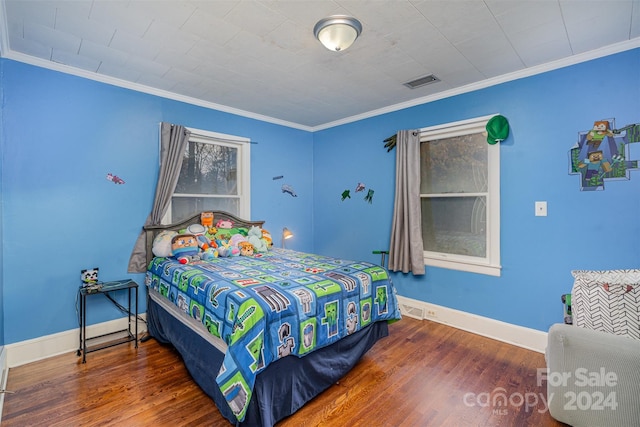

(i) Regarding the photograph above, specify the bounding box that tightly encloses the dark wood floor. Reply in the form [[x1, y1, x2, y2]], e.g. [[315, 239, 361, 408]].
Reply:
[[2, 317, 566, 426]]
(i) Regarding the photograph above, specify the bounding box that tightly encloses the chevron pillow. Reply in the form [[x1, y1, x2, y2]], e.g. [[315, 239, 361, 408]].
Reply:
[[571, 269, 640, 340]]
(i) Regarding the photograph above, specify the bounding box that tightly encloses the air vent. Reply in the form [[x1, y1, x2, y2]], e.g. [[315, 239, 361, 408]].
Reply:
[[399, 301, 425, 320], [403, 74, 440, 89]]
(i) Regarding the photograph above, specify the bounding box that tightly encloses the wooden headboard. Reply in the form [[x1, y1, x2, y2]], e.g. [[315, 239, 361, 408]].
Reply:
[[143, 210, 265, 266]]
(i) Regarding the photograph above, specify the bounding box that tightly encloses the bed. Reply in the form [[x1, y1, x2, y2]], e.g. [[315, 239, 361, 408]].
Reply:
[[143, 211, 401, 426]]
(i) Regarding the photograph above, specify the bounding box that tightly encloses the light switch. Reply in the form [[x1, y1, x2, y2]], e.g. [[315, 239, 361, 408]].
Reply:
[[535, 201, 547, 217]]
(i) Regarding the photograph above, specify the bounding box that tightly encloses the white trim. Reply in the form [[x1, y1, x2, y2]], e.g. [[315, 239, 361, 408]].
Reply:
[[0, 48, 314, 131], [422, 257, 501, 277], [419, 114, 497, 140], [314, 38, 640, 131], [0, 346, 7, 424], [5, 315, 147, 368], [185, 128, 250, 144], [166, 127, 251, 222], [0, 15, 637, 133], [396, 295, 547, 353], [185, 128, 251, 219], [420, 115, 501, 276]]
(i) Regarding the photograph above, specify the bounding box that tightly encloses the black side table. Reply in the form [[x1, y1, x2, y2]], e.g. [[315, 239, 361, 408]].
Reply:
[[77, 279, 138, 363]]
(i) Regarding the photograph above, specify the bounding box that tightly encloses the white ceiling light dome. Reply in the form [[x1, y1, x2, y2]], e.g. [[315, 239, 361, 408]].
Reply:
[[313, 15, 362, 52]]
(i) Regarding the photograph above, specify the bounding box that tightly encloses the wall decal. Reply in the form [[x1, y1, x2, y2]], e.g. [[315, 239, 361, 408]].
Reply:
[[569, 119, 640, 191], [106, 173, 125, 184], [341, 182, 375, 203], [281, 184, 297, 197], [364, 189, 374, 203]]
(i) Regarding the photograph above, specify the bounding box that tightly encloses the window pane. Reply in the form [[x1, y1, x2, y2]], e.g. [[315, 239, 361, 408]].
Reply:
[[175, 142, 238, 195], [421, 196, 486, 257], [420, 133, 487, 194], [171, 197, 239, 223]]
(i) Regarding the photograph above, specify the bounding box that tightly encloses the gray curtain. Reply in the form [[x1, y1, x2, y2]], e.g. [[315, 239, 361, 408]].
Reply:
[[127, 122, 191, 273], [388, 130, 425, 275]]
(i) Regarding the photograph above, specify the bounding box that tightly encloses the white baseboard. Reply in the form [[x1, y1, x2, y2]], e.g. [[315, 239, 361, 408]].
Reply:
[[0, 345, 7, 424], [6, 315, 147, 368], [396, 295, 548, 353]]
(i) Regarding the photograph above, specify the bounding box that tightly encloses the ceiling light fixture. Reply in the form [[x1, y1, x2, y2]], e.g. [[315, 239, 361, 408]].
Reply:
[[313, 15, 362, 52]]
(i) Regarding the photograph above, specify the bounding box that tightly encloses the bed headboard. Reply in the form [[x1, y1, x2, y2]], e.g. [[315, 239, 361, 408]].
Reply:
[[143, 211, 265, 266]]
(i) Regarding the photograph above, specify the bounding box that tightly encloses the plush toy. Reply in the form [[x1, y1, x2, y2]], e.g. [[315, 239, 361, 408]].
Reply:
[[216, 239, 239, 257], [204, 227, 218, 246], [261, 229, 273, 248], [81, 268, 99, 286], [171, 234, 200, 264], [152, 230, 178, 257], [201, 211, 214, 229], [202, 213, 218, 245], [186, 223, 212, 251], [216, 218, 234, 229], [229, 233, 248, 248], [238, 241, 255, 256], [248, 226, 268, 253], [200, 247, 218, 261]]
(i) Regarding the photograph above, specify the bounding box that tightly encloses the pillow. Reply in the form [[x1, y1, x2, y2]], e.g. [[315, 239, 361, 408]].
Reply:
[[152, 230, 178, 257]]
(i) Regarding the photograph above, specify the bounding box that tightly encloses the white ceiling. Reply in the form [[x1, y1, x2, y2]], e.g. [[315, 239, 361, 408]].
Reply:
[[1, 0, 639, 130]]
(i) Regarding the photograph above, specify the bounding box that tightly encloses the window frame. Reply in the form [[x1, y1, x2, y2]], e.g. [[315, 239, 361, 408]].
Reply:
[[163, 126, 251, 224], [419, 114, 501, 277]]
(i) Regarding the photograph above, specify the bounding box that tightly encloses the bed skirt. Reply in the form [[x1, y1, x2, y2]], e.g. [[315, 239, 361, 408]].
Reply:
[[147, 293, 390, 426]]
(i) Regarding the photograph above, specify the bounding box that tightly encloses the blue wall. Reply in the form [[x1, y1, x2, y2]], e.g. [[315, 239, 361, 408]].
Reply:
[[0, 59, 313, 344], [0, 59, 4, 349], [313, 48, 640, 332], [1, 48, 638, 345]]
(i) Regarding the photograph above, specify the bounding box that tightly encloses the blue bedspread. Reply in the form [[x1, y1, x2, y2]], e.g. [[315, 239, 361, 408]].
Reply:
[[145, 248, 401, 422]]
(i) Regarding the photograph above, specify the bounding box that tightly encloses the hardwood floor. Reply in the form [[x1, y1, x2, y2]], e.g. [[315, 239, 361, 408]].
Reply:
[[2, 317, 566, 426]]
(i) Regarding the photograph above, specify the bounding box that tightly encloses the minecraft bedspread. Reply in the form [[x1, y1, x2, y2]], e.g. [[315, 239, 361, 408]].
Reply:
[[145, 248, 401, 422]]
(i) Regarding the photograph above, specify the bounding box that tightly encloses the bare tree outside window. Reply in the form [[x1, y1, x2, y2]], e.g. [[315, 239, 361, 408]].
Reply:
[[170, 130, 249, 223]]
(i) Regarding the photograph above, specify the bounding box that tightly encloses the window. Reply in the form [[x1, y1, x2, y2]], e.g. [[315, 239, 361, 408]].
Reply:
[[419, 115, 500, 276], [167, 127, 250, 223]]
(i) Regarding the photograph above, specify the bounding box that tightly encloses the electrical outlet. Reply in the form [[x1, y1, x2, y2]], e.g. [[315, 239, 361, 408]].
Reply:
[[426, 309, 437, 318]]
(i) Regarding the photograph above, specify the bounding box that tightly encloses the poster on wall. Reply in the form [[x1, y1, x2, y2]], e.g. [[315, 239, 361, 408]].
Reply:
[[569, 119, 640, 191]]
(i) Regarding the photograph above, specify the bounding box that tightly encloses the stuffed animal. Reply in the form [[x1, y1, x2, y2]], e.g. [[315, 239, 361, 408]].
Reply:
[[81, 268, 99, 286], [201, 211, 214, 229], [261, 229, 273, 248], [200, 247, 218, 261], [238, 241, 255, 256], [186, 223, 212, 251], [216, 239, 239, 257], [152, 230, 178, 257], [216, 218, 234, 229], [204, 227, 218, 246], [229, 233, 248, 248], [248, 226, 268, 253], [171, 234, 200, 264]]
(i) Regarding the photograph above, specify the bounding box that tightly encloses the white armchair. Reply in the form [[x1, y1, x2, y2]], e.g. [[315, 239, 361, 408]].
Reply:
[[545, 323, 640, 427]]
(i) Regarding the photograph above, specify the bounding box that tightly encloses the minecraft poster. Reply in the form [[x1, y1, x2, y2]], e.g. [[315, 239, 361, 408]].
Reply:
[[569, 119, 640, 191]]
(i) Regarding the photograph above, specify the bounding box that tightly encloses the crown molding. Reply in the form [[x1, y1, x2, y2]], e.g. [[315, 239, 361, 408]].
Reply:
[[312, 38, 640, 131], [1, 20, 638, 134], [0, 50, 314, 132]]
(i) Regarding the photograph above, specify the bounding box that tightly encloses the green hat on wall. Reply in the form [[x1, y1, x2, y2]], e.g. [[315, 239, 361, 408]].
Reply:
[[486, 115, 509, 145]]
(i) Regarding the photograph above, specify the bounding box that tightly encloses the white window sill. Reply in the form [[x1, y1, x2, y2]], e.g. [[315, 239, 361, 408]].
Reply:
[[424, 257, 501, 277]]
